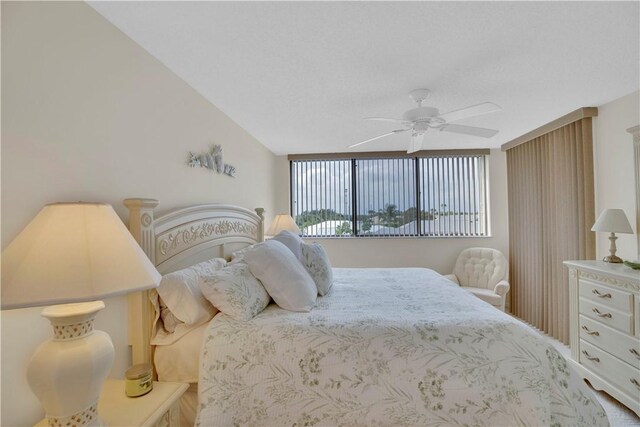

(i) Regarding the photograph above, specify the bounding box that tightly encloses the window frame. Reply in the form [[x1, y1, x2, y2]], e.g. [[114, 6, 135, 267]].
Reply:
[[289, 150, 491, 239]]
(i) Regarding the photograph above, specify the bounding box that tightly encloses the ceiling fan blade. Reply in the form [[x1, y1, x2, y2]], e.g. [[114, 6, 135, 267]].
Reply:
[[438, 102, 502, 123], [407, 133, 425, 153], [364, 117, 411, 124], [348, 129, 409, 148], [439, 124, 499, 138]]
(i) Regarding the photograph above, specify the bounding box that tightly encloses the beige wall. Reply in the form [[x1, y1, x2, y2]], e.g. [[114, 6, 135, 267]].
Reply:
[[1, 2, 278, 425], [277, 149, 510, 274], [4, 2, 633, 425], [593, 91, 639, 261]]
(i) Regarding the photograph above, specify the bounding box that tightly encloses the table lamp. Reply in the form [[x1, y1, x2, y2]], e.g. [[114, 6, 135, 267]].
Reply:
[[591, 208, 633, 263], [1, 202, 161, 426], [266, 213, 302, 236]]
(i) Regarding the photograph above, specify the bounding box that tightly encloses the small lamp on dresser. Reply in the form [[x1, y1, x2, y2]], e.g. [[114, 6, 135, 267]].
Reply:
[[1, 202, 161, 427], [592, 208, 633, 263], [266, 213, 302, 236]]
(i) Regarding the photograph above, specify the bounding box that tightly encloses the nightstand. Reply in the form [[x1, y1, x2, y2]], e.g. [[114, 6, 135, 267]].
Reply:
[[35, 379, 188, 427]]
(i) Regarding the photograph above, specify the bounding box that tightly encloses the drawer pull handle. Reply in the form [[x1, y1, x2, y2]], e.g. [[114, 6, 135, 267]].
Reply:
[[630, 348, 640, 359], [591, 289, 611, 298], [631, 379, 640, 389], [581, 325, 599, 336], [581, 350, 600, 363], [591, 308, 612, 318]]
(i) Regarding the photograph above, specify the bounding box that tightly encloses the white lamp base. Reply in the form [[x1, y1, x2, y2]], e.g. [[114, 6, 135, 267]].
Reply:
[[27, 301, 114, 427], [602, 255, 624, 263], [603, 232, 624, 263]]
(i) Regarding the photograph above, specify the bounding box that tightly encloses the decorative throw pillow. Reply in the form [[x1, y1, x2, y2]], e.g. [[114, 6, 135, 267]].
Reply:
[[301, 242, 333, 296], [198, 261, 270, 321], [271, 230, 303, 260], [244, 240, 317, 312], [156, 258, 226, 325]]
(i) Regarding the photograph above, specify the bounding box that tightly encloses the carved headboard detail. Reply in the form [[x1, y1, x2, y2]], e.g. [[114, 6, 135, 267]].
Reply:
[[124, 198, 265, 365]]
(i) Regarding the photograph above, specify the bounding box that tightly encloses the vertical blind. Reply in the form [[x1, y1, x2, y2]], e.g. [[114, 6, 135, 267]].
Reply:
[[419, 156, 488, 237], [506, 118, 595, 344], [355, 158, 416, 236], [290, 159, 353, 237], [290, 153, 488, 237]]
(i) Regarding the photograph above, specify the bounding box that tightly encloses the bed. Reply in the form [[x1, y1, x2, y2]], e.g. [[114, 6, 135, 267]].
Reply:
[[124, 199, 608, 427]]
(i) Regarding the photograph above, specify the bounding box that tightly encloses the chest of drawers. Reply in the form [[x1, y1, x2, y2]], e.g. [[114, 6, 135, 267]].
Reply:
[[565, 260, 640, 417]]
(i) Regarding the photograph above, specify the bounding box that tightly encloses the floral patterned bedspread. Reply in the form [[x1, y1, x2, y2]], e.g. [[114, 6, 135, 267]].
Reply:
[[196, 268, 608, 427]]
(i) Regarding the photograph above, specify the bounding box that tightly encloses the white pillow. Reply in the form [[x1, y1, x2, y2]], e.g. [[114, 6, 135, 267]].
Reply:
[[229, 244, 255, 263], [271, 230, 303, 260], [159, 298, 182, 333], [244, 240, 317, 312], [150, 289, 215, 346], [300, 242, 333, 296], [156, 258, 226, 325], [199, 261, 270, 321]]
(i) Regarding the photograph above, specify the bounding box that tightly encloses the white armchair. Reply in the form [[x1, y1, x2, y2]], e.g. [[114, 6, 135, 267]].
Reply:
[[444, 247, 510, 312]]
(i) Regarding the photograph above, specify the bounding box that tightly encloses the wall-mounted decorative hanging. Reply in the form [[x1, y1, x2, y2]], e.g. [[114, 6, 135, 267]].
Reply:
[[188, 145, 236, 177]]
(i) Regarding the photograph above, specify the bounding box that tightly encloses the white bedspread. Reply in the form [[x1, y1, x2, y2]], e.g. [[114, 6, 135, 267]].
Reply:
[[197, 268, 607, 426]]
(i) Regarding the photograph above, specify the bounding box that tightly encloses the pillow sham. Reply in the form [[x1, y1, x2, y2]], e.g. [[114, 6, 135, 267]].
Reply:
[[150, 288, 216, 346], [156, 258, 226, 325], [229, 244, 255, 263], [244, 240, 317, 312], [199, 261, 270, 321], [300, 242, 333, 296], [159, 298, 182, 333], [271, 230, 304, 260]]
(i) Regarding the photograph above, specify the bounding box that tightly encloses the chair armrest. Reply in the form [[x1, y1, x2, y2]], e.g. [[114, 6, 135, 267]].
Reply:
[[443, 274, 459, 285], [494, 280, 510, 296]]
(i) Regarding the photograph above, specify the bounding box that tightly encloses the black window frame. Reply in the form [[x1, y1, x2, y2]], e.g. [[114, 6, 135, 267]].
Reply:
[[289, 151, 490, 238]]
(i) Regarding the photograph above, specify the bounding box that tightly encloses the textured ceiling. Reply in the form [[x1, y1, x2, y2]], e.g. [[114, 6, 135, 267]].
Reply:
[[89, 1, 639, 155]]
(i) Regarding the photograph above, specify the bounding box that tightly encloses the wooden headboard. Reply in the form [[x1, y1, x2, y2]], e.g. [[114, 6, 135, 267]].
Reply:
[[124, 198, 265, 365]]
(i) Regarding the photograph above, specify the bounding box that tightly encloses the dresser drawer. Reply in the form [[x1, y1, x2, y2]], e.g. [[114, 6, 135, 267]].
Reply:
[[579, 279, 633, 312], [579, 297, 633, 334], [579, 315, 640, 367], [580, 340, 640, 399]]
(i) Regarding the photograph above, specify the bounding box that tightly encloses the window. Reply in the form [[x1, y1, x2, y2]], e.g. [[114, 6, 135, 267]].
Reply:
[[290, 159, 352, 237], [419, 156, 488, 237], [355, 158, 416, 236], [290, 152, 489, 237]]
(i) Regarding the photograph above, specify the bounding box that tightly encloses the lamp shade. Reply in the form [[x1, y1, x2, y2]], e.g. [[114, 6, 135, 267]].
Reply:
[[1, 202, 161, 310], [591, 209, 633, 234], [266, 214, 301, 236]]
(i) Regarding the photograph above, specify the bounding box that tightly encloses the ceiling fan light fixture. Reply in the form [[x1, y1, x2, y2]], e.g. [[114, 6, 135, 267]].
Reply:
[[412, 122, 430, 133], [350, 88, 501, 152]]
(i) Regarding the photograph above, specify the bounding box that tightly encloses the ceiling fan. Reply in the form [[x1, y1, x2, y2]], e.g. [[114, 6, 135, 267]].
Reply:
[[349, 89, 502, 153]]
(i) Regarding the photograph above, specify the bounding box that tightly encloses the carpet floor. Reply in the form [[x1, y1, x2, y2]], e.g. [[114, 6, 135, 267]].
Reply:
[[530, 322, 639, 426]]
